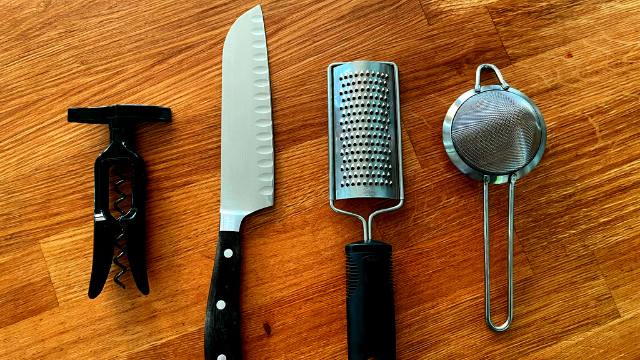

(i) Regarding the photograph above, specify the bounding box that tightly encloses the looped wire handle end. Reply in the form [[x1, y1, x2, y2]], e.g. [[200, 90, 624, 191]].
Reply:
[[475, 64, 510, 93], [483, 174, 516, 331]]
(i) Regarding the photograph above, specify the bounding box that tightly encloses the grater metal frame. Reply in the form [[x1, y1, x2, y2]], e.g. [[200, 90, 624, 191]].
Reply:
[[328, 61, 405, 242]]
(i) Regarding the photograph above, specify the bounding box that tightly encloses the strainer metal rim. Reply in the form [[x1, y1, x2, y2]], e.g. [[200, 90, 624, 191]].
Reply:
[[443, 85, 547, 184]]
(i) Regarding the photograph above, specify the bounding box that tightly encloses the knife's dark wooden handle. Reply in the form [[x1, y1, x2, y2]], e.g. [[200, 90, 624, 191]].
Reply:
[[205, 231, 242, 360]]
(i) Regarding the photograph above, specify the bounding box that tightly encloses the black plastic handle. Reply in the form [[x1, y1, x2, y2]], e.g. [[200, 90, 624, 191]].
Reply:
[[87, 216, 120, 299], [125, 215, 150, 296], [205, 231, 243, 360], [346, 240, 396, 360], [68, 105, 171, 124]]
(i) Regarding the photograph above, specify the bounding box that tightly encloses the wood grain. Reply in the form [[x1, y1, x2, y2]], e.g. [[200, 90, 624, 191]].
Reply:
[[0, 245, 58, 329], [419, 0, 499, 25], [1, 0, 640, 359]]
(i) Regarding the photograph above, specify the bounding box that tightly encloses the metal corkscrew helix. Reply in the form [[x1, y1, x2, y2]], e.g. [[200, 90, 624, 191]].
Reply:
[[68, 104, 171, 299], [112, 166, 129, 289]]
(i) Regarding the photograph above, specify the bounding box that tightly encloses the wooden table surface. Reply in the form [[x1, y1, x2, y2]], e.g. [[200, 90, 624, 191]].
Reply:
[[2, 0, 640, 359]]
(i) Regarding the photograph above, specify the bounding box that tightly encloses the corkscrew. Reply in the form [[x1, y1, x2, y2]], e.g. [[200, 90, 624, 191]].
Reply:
[[112, 166, 129, 289], [68, 104, 171, 299]]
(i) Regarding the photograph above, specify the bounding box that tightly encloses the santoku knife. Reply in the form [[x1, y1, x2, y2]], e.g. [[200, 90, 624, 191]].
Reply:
[[204, 5, 274, 360]]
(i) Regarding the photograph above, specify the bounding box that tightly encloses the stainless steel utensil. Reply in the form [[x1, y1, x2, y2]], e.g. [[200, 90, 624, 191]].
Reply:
[[205, 6, 274, 360], [443, 64, 546, 331], [328, 61, 404, 360]]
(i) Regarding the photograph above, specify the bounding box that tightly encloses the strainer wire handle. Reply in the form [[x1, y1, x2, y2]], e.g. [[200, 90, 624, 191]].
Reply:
[[475, 64, 510, 93], [483, 174, 515, 332]]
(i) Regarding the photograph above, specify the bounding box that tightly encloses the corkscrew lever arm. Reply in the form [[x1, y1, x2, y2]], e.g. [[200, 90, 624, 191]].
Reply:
[[68, 105, 171, 299]]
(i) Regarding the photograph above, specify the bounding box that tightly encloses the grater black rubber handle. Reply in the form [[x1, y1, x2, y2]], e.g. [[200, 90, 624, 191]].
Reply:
[[205, 231, 243, 360], [346, 240, 396, 360]]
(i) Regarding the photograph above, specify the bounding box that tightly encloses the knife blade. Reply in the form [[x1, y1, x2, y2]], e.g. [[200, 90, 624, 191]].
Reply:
[[204, 5, 274, 360]]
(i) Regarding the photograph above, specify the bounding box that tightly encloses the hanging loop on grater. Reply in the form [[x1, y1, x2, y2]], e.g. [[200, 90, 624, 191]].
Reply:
[[443, 64, 546, 331], [328, 61, 405, 242]]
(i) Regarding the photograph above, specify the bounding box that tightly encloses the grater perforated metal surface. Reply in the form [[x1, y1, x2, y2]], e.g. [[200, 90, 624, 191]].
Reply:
[[328, 61, 404, 360], [330, 61, 401, 201]]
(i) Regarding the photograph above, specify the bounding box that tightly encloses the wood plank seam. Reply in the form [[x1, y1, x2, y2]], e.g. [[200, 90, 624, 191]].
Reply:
[[416, 0, 433, 25], [485, 4, 513, 66], [37, 241, 62, 310], [593, 250, 623, 320]]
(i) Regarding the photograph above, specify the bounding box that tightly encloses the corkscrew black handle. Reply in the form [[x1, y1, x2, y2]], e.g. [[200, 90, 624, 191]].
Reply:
[[346, 240, 396, 360], [68, 105, 171, 125], [125, 209, 149, 296], [88, 217, 120, 299], [69, 104, 170, 299]]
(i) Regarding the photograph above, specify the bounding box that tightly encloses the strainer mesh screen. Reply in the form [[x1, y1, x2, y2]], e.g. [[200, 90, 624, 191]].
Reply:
[[451, 90, 541, 175]]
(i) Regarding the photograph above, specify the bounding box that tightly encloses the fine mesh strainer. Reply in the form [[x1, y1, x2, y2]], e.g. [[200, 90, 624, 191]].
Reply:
[[328, 61, 404, 360], [443, 64, 546, 331]]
